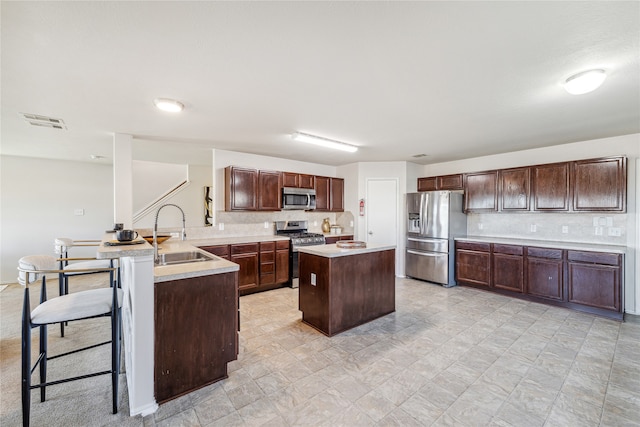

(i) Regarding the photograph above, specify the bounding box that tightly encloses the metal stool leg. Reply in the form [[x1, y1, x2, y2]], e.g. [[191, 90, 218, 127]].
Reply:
[[21, 288, 31, 427]]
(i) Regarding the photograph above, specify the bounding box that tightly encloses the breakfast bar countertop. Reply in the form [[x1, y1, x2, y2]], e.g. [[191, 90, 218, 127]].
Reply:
[[297, 242, 396, 258]]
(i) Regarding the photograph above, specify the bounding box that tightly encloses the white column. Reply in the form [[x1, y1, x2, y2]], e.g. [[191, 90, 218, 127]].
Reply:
[[113, 133, 134, 228]]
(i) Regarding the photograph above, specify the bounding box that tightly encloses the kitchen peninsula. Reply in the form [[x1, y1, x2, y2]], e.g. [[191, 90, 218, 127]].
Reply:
[[298, 243, 396, 336], [97, 236, 239, 415]]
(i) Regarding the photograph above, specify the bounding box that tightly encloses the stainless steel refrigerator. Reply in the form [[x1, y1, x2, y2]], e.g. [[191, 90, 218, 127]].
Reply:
[[405, 191, 467, 287]]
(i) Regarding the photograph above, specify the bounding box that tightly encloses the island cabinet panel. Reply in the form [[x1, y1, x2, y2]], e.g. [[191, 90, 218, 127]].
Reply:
[[463, 171, 498, 212], [154, 272, 238, 404], [567, 250, 622, 313], [455, 241, 491, 287], [500, 167, 531, 211], [231, 243, 259, 293], [299, 249, 395, 336], [492, 244, 524, 292], [532, 162, 570, 211], [525, 247, 564, 301], [258, 170, 282, 211], [225, 166, 258, 211], [573, 157, 626, 212]]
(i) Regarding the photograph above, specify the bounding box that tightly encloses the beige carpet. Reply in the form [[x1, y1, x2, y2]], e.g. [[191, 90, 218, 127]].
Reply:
[[0, 274, 143, 426]]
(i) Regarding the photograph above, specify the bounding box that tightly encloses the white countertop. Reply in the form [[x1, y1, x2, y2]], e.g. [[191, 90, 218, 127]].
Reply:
[[186, 235, 290, 247], [298, 242, 396, 258], [456, 236, 626, 254]]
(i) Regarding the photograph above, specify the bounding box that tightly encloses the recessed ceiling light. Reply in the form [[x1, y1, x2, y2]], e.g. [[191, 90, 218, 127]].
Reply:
[[292, 132, 358, 153], [564, 69, 606, 95], [153, 98, 184, 113]]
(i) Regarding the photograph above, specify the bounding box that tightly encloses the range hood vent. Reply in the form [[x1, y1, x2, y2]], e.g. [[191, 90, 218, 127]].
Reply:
[[18, 112, 67, 130]]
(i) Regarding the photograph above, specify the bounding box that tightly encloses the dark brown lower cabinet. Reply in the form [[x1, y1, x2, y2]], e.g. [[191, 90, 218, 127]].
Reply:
[[567, 250, 622, 312], [525, 247, 564, 301], [455, 240, 623, 320], [231, 243, 259, 293], [154, 272, 238, 404], [455, 241, 491, 287], [492, 244, 523, 292]]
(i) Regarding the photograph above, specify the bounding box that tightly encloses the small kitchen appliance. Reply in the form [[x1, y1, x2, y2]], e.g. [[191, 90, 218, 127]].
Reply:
[[275, 220, 326, 288], [405, 191, 466, 287], [282, 187, 316, 210]]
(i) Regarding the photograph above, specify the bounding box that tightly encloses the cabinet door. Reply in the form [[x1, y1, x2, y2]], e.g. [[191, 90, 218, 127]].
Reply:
[[525, 247, 564, 301], [567, 250, 621, 312], [573, 157, 626, 212], [275, 240, 290, 284], [225, 166, 257, 211], [500, 167, 530, 211], [493, 253, 523, 292], [330, 178, 344, 212], [315, 176, 330, 211], [438, 174, 463, 190], [532, 162, 570, 211], [299, 174, 315, 189], [231, 243, 259, 292], [464, 171, 498, 212], [418, 177, 438, 192], [258, 170, 281, 211], [455, 242, 491, 287], [282, 172, 298, 188]]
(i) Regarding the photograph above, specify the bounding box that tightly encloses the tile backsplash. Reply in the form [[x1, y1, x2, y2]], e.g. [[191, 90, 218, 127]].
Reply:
[[467, 212, 627, 245]]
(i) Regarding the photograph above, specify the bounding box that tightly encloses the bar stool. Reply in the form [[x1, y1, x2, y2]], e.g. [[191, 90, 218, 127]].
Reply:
[[18, 254, 122, 427], [55, 238, 116, 336]]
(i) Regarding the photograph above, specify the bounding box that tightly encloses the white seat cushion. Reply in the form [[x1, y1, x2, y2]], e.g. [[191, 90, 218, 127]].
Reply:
[[63, 259, 113, 275], [31, 288, 123, 325]]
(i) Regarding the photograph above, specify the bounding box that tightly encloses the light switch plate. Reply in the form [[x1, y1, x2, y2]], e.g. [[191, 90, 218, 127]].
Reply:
[[74, 209, 84, 216], [218, 223, 224, 231], [562, 225, 569, 234]]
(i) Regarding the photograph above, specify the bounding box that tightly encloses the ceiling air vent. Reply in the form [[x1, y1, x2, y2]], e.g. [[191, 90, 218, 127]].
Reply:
[[412, 153, 428, 158], [18, 112, 67, 130]]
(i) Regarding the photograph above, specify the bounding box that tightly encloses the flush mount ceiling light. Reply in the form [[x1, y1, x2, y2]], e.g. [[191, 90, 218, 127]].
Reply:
[[564, 69, 606, 95], [292, 132, 358, 153], [153, 98, 184, 113]]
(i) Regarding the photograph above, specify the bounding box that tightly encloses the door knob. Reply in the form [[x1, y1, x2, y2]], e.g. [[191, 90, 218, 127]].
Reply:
[[368, 231, 373, 235]]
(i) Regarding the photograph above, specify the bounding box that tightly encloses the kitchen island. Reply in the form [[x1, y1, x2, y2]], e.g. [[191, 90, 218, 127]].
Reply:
[[97, 236, 239, 415], [298, 242, 396, 336]]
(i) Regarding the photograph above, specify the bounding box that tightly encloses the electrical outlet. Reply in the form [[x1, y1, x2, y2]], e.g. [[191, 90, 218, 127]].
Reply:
[[530, 224, 537, 232], [264, 221, 269, 229], [311, 273, 316, 286], [606, 217, 613, 227], [478, 223, 484, 230], [314, 221, 318, 226], [608, 227, 622, 237], [350, 220, 354, 227], [74, 209, 84, 216], [218, 223, 224, 231], [562, 225, 569, 234], [595, 226, 603, 236]]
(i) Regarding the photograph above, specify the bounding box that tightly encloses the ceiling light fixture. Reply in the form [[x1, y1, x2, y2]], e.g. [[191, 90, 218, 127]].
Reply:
[[292, 132, 358, 153], [153, 98, 184, 113], [564, 69, 606, 95]]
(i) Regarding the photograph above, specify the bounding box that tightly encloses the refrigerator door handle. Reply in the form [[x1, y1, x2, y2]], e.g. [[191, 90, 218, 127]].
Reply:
[[419, 193, 426, 235]]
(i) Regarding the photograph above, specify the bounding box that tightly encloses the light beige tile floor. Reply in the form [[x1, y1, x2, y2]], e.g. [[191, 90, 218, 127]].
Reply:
[[2, 277, 639, 426], [146, 278, 640, 426]]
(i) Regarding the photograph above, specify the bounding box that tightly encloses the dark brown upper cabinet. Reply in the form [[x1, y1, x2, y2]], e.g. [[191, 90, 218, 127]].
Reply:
[[282, 172, 315, 189], [532, 162, 570, 211], [572, 157, 626, 212], [257, 170, 282, 211], [499, 167, 530, 211], [315, 176, 344, 212], [464, 171, 498, 212], [225, 166, 258, 211], [417, 174, 463, 192]]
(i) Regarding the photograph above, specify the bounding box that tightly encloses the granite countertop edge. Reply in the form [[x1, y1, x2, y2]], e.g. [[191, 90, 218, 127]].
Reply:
[[456, 236, 626, 254]]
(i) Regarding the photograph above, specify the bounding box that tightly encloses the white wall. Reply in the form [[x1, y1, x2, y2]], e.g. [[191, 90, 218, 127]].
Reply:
[[0, 156, 113, 283], [422, 133, 640, 314]]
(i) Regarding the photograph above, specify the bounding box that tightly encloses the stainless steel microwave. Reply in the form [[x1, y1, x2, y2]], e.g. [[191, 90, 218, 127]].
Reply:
[[282, 187, 316, 210]]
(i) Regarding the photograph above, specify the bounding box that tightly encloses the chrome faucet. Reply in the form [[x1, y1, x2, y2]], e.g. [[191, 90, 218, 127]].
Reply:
[[153, 203, 187, 262]]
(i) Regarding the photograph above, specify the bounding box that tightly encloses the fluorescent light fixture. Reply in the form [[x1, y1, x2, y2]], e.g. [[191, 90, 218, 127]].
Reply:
[[292, 132, 358, 153], [153, 98, 184, 112], [564, 69, 606, 95]]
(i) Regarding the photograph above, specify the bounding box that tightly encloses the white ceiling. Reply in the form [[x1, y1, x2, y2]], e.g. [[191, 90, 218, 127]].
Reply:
[[1, 1, 639, 167]]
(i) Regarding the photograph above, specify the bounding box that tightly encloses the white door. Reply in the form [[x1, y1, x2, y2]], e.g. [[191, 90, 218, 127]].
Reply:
[[366, 179, 398, 247]]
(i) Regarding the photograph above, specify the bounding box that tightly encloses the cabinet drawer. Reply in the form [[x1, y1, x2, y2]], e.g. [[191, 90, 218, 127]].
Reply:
[[567, 250, 621, 266], [456, 241, 490, 252], [526, 247, 563, 259], [492, 244, 523, 256], [260, 241, 275, 251], [260, 251, 275, 263], [276, 240, 290, 250], [200, 245, 229, 257], [231, 243, 259, 255]]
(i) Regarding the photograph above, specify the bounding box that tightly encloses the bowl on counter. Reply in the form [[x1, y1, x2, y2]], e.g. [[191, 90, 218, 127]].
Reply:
[[142, 235, 171, 244]]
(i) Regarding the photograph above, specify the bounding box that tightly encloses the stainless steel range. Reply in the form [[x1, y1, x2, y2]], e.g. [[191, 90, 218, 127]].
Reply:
[[275, 220, 326, 288]]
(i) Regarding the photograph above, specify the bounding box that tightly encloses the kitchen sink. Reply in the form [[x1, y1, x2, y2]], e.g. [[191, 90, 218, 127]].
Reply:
[[155, 251, 217, 266]]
